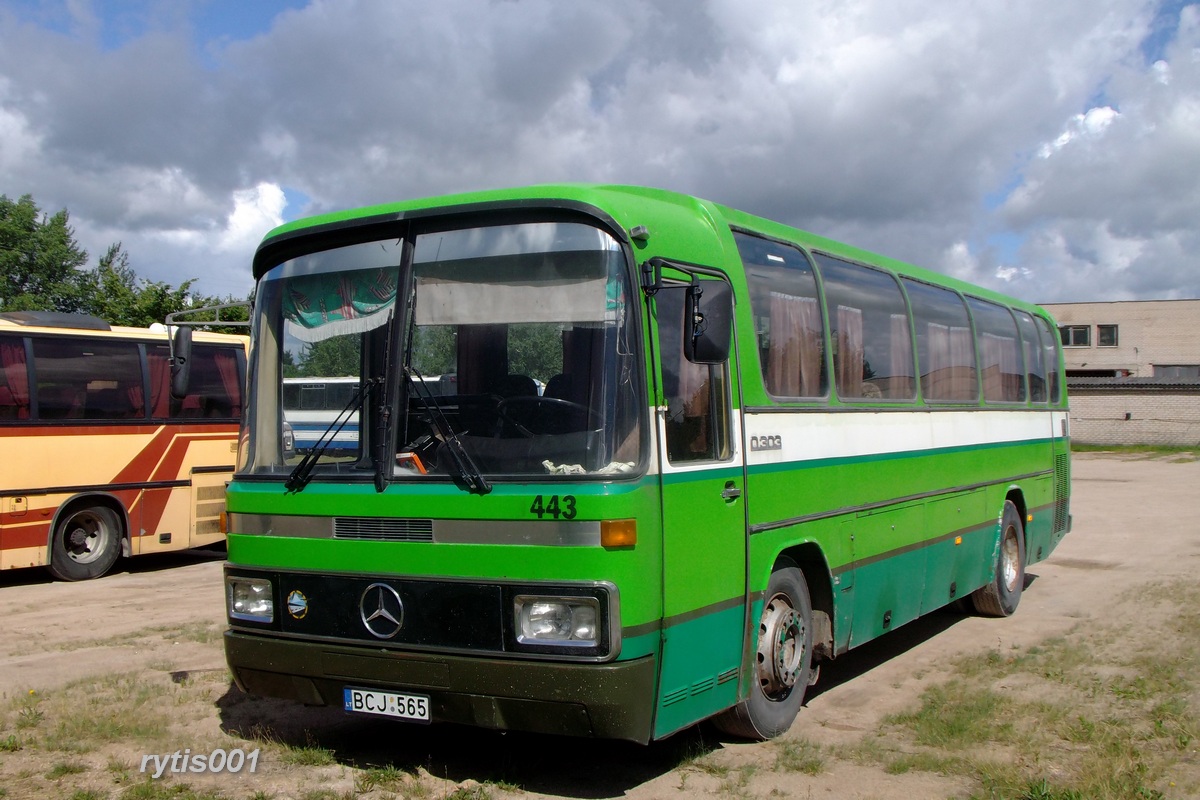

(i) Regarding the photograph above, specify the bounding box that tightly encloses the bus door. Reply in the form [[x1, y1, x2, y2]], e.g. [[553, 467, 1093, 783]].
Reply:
[[651, 273, 747, 738]]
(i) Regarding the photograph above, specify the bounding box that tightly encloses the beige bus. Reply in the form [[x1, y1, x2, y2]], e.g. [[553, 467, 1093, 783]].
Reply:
[[0, 311, 246, 580]]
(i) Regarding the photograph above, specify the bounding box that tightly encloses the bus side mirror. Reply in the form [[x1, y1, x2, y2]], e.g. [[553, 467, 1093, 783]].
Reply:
[[683, 280, 733, 364], [170, 326, 193, 399]]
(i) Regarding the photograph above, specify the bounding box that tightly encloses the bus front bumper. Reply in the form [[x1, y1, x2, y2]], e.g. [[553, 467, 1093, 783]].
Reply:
[[224, 630, 658, 743]]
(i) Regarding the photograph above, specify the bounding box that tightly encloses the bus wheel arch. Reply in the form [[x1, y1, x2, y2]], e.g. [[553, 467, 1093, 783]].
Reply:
[[1005, 487, 1029, 551], [47, 495, 126, 581], [969, 498, 1026, 617], [778, 543, 835, 663], [713, 555, 817, 740]]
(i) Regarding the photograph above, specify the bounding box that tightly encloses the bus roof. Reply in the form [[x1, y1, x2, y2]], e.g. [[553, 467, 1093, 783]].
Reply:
[[254, 183, 1051, 319], [0, 312, 247, 344]]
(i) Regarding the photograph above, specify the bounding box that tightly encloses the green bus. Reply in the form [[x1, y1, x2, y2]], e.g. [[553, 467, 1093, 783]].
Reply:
[[219, 184, 1071, 743]]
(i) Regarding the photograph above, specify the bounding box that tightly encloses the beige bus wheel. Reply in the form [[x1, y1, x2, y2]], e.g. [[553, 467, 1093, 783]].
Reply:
[[970, 500, 1025, 617], [48, 505, 122, 581], [713, 559, 813, 740]]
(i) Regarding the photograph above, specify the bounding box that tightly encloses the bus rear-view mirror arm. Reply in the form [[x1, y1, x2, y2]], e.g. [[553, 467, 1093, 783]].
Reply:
[[641, 257, 734, 364], [164, 302, 251, 398]]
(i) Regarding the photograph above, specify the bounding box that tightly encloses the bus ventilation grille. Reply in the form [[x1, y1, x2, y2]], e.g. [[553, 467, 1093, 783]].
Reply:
[[333, 518, 434, 542], [1052, 453, 1070, 533]]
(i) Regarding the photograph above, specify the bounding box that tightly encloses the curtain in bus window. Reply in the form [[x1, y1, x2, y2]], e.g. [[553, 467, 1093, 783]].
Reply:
[[148, 350, 170, 418], [1035, 317, 1061, 403], [949, 326, 976, 400], [283, 267, 398, 343], [888, 313, 912, 399], [981, 333, 1003, 401], [835, 305, 864, 398], [0, 337, 29, 419], [928, 324, 977, 401], [767, 292, 821, 396], [214, 350, 241, 417], [1001, 335, 1022, 400], [126, 383, 144, 416], [1024, 336, 1044, 401], [925, 323, 951, 399], [1015, 311, 1048, 403]]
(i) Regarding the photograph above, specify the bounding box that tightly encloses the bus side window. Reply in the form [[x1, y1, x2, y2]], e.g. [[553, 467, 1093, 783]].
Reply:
[[170, 345, 243, 419], [813, 254, 915, 402], [0, 335, 30, 419], [658, 288, 731, 463]]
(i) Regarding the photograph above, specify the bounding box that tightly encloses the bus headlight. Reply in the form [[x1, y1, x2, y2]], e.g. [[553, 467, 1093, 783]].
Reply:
[[227, 576, 274, 623], [514, 595, 599, 646]]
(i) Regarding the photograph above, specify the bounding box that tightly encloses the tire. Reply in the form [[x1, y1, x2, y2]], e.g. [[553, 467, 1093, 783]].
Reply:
[[48, 504, 122, 581], [713, 559, 814, 740], [969, 500, 1025, 617]]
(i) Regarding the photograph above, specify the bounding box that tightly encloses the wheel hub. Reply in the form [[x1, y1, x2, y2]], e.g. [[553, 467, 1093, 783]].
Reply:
[[756, 594, 805, 696], [1001, 528, 1019, 592], [67, 526, 94, 552]]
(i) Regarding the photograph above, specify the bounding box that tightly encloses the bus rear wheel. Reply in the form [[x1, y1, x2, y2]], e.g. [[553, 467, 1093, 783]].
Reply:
[[48, 505, 122, 581], [713, 560, 814, 740], [969, 500, 1025, 617]]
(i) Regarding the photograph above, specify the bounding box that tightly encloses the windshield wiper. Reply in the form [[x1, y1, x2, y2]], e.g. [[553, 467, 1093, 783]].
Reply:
[[405, 365, 491, 495], [286, 378, 378, 493]]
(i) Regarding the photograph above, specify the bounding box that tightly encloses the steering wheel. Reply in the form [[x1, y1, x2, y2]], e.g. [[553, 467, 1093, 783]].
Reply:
[[495, 395, 597, 437]]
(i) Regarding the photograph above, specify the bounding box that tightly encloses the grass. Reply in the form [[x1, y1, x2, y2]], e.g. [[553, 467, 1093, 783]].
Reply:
[[773, 737, 824, 774], [28, 622, 227, 655], [0, 667, 251, 798], [248, 726, 337, 767], [118, 782, 237, 800], [848, 577, 1200, 799], [354, 764, 413, 793], [1069, 443, 1199, 461], [46, 759, 88, 779]]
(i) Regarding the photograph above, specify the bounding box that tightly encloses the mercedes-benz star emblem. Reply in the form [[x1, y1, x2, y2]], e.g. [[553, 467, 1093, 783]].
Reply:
[[359, 583, 404, 639], [286, 589, 308, 620]]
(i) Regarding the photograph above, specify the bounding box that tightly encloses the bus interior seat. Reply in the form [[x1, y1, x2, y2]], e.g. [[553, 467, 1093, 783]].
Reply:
[[496, 374, 538, 398], [85, 388, 129, 419], [0, 385, 28, 419], [41, 385, 84, 419], [544, 373, 581, 401], [179, 395, 205, 417]]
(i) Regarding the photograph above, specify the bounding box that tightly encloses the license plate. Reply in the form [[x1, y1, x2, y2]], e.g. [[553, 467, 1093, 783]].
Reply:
[[343, 687, 431, 722]]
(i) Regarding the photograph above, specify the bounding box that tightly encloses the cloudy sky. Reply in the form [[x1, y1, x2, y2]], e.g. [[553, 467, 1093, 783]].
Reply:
[[1, 0, 1197, 304]]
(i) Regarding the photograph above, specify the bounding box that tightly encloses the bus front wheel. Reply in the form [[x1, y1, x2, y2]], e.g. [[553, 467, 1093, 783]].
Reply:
[[713, 559, 814, 740], [48, 505, 122, 581], [969, 500, 1025, 617]]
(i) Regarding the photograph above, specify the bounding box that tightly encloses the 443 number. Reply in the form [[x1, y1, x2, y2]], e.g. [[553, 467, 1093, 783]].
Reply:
[[530, 495, 577, 520]]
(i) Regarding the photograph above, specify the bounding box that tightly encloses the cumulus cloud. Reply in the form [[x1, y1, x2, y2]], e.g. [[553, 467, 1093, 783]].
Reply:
[[0, 0, 1196, 305]]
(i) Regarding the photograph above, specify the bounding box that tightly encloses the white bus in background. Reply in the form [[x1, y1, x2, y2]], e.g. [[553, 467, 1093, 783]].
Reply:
[[282, 375, 458, 452]]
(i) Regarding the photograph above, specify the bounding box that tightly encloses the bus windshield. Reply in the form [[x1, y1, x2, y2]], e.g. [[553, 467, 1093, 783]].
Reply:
[[242, 220, 643, 483]]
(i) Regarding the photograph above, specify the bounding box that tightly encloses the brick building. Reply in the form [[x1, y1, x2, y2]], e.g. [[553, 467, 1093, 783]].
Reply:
[[1040, 299, 1200, 446]]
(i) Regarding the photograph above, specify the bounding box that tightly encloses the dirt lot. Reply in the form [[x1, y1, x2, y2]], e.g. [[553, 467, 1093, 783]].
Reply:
[[1, 451, 1198, 799]]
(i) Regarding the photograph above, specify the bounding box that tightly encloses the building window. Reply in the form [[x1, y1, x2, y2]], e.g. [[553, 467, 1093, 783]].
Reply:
[[1059, 325, 1090, 347], [1097, 324, 1118, 347], [1154, 365, 1200, 379]]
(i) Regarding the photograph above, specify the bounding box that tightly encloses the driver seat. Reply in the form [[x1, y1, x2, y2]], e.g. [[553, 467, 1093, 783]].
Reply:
[[544, 373, 581, 403], [496, 374, 538, 398]]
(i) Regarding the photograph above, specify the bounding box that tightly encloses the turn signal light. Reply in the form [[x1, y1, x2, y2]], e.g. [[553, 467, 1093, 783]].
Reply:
[[600, 519, 636, 548]]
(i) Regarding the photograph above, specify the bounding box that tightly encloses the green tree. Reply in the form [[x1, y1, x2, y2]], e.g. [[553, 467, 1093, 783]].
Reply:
[[0, 193, 248, 330], [509, 324, 562, 382], [82, 243, 197, 327], [0, 194, 90, 312], [297, 336, 361, 377], [161, 288, 252, 336], [411, 326, 457, 376]]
